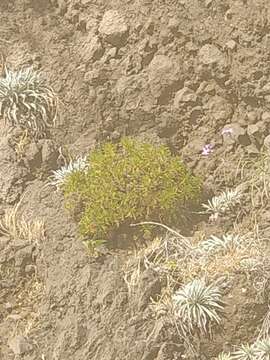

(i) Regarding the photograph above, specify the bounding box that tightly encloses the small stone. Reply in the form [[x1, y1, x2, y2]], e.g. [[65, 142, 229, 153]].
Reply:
[[24, 142, 41, 168], [246, 111, 258, 124], [205, 0, 214, 7], [0, 236, 10, 250], [206, 96, 233, 121], [168, 17, 179, 32], [264, 134, 270, 149], [261, 111, 270, 122], [25, 265, 36, 275], [174, 87, 197, 106], [57, 0, 67, 15], [134, 23, 143, 33], [14, 246, 34, 273], [50, 303, 57, 310], [222, 123, 246, 145], [84, 68, 107, 86], [226, 39, 237, 51], [196, 81, 215, 95], [260, 83, 270, 95], [198, 44, 225, 66], [144, 19, 155, 35], [11, 239, 29, 250], [190, 106, 203, 122], [110, 131, 121, 140], [159, 28, 173, 45], [183, 138, 205, 155], [247, 123, 262, 137], [265, 95, 270, 104], [99, 10, 129, 47], [41, 139, 58, 166], [225, 9, 233, 20], [185, 41, 198, 53], [5, 302, 13, 311], [247, 122, 266, 145], [7, 314, 23, 321], [81, 35, 104, 62], [0, 279, 14, 288], [8, 335, 32, 355], [66, 9, 79, 24], [246, 144, 260, 154], [147, 55, 182, 100], [104, 47, 118, 62]]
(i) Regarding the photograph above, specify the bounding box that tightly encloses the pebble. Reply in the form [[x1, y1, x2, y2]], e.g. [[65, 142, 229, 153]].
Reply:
[[198, 44, 225, 66], [263, 134, 270, 149], [174, 87, 197, 106], [8, 335, 32, 355], [261, 111, 270, 122], [225, 39, 237, 51], [99, 10, 129, 47]]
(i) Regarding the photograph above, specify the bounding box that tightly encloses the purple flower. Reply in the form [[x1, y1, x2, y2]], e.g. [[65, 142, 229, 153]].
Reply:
[[221, 127, 233, 135], [202, 144, 214, 156]]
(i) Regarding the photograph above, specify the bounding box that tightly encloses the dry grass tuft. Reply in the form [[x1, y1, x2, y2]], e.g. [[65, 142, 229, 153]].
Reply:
[[123, 151, 270, 355], [0, 197, 45, 243], [13, 129, 30, 160], [238, 151, 270, 209]]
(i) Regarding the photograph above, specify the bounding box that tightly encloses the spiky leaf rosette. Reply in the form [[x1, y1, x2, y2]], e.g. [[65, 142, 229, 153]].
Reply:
[[172, 279, 225, 337], [254, 338, 270, 359], [0, 67, 58, 137], [197, 234, 242, 256], [217, 352, 233, 360], [202, 188, 242, 221], [49, 156, 89, 190], [232, 344, 256, 360]]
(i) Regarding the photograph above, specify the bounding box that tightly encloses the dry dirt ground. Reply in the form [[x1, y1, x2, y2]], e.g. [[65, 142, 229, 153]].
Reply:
[[1, 0, 270, 359]]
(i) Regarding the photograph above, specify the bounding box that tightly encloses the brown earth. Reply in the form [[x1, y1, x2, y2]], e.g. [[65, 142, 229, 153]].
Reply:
[[1, 0, 270, 359]]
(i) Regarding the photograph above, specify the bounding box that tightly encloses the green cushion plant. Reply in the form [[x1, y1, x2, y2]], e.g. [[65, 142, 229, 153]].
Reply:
[[63, 137, 202, 241]]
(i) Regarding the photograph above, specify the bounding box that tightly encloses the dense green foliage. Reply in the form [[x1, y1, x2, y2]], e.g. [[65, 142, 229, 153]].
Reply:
[[63, 137, 202, 240]]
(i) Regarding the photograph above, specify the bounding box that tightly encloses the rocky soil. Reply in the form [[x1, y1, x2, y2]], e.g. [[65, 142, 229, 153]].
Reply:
[[1, 0, 270, 359]]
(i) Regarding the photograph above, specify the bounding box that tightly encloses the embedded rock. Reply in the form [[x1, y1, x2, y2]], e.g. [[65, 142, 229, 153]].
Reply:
[[0, 135, 27, 204], [198, 44, 225, 65], [147, 55, 182, 101], [261, 111, 270, 123], [247, 122, 267, 147], [81, 35, 104, 62], [222, 123, 247, 145], [8, 335, 32, 355], [263, 134, 270, 149], [41, 139, 58, 167], [99, 10, 129, 47], [174, 87, 197, 107], [24, 142, 41, 169], [226, 39, 237, 51], [206, 96, 233, 122]]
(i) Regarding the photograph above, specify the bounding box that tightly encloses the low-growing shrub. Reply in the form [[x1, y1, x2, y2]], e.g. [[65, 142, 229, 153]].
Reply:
[[63, 137, 202, 240]]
